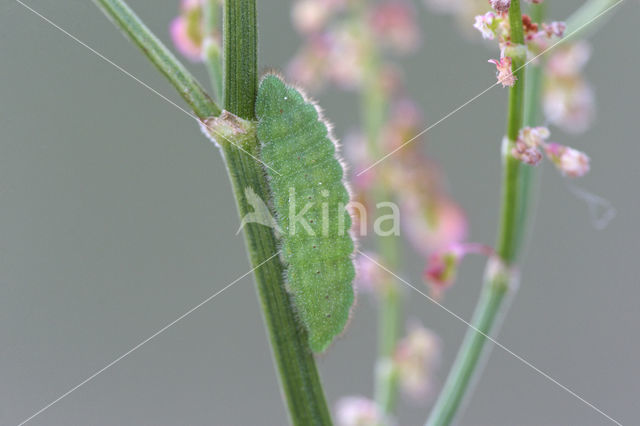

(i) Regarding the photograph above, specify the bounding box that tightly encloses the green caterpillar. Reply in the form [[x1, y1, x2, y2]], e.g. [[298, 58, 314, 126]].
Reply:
[[256, 74, 355, 353]]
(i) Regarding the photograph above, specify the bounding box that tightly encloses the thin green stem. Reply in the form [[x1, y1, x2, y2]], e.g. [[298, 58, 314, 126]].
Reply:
[[426, 1, 621, 423], [425, 272, 510, 426], [94, 0, 220, 119], [203, 0, 223, 102], [565, 0, 621, 39], [358, 38, 403, 417], [426, 2, 527, 425], [498, 0, 527, 263], [375, 284, 401, 414], [220, 2, 332, 425], [517, 1, 546, 252]]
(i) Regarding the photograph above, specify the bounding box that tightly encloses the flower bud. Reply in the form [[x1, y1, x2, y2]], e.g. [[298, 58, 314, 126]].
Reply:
[[335, 396, 386, 426], [394, 322, 441, 400], [424, 243, 494, 296], [489, 0, 511, 13], [354, 251, 389, 295], [544, 143, 590, 177], [170, 0, 206, 62], [473, 12, 498, 40], [488, 57, 516, 87], [369, 1, 421, 53]]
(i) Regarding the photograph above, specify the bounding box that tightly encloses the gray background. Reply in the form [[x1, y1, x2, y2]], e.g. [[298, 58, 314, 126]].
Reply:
[[1, 1, 638, 425]]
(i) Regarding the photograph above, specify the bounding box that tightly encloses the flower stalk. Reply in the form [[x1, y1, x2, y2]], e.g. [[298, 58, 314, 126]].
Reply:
[[426, 1, 527, 424], [95, 0, 220, 119], [360, 41, 403, 417], [95, 0, 332, 424], [203, 0, 223, 102]]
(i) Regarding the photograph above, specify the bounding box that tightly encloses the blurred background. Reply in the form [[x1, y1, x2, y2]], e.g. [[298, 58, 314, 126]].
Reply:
[[1, 0, 638, 424]]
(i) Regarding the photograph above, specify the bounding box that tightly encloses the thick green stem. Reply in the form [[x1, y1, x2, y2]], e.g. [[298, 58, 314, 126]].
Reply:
[[218, 123, 332, 426], [223, 0, 257, 119], [220, 2, 332, 425], [426, 2, 527, 425], [94, 0, 220, 119], [96, 0, 331, 424]]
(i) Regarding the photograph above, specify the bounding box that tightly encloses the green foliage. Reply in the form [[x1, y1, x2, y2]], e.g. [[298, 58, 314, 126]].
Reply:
[[256, 74, 355, 353]]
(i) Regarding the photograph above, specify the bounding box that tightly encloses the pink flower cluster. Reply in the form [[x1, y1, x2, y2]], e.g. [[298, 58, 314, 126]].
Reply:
[[288, 0, 421, 91], [511, 126, 590, 177], [424, 242, 494, 296], [544, 42, 596, 134], [393, 322, 442, 400], [347, 99, 468, 267], [473, 6, 565, 87], [335, 396, 386, 426], [170, 0, 221, 62], [335, 322, 442, 419]]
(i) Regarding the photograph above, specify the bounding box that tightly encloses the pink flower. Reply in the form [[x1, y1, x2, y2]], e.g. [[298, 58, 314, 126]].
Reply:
[[489, 0, 511, 13], [511, 126, 549, 165], [544, 82, 595, 134], [369, 1, 421, 53], [427, 0, 492, 40], [488, 56, 516, 87], [291, 0, 345, 34], [547, 42, 591, 77], [544, 143, 591, 177], [354, 251, 388, 295], [473, 12, 498, 40], [402, 196, 468, 256], [510, 127, 591, 178], [170, 0, 206, 62], [512, 138, 543, 165], [335, 397, 385, 426], [544, 43, 595, 133], [543, 21, 566, 38], [521, 125, 551, 143], [424, 243, 494, 296], [394, 322, 441, 400], [287, 33, 333, 91]]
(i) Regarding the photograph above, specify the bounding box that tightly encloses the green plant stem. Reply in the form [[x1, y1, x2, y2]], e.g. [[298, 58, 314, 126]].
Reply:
[[94, 0, 220, 119], [426, 2, 527, 425], [96, 0, 331, 424], [203, 0, 223, 102], [375, 282, 401, 414], [223, 0, 257, 119], [220, 2, 332, 425], [517, 1, 546, 250], [360, 43, 402, 416], [565, 0, 620, 38]]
